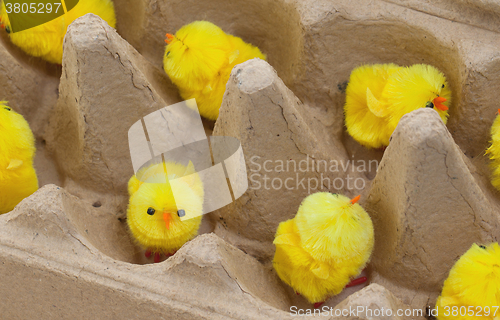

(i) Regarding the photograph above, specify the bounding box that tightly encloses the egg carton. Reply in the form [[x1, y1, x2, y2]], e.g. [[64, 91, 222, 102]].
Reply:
[[1, 0, 500, 318]]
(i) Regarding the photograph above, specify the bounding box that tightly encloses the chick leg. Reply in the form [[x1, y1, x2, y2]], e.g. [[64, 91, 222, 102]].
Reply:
[[345, 276, 368, 288], [154, 252, 161, 263], [314, 302, 324, 309], [144, 249, 162, 263]]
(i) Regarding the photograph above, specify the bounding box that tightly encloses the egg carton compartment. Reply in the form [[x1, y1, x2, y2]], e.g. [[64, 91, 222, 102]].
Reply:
[[1, 0, 500, 318]]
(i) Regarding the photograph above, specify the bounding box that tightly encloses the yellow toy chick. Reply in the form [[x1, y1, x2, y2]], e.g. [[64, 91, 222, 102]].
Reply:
[[0, 0, 116, 64], [435, 243, 500, 320], [273, 193, 374, 307], [344, 63, 451, 149], [163, 20, 266, 120], [0, 102, 38, 214], [486, 110, 500, 191], [127, 161, 204, 263]]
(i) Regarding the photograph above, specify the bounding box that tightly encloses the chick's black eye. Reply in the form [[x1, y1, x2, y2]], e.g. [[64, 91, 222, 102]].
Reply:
[[442, 84, 445, 89], [480, 245, 486, 249], [5, 26, 10, 34], [167, 51, 170, 57], [4, 107, 11, 111], [147, 207, 155, 215], [425, 102, 434, 108], [177, 209, 185, 217]]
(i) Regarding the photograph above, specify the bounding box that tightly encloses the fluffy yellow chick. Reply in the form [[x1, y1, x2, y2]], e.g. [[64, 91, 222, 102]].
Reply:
[[127, 161, 204, 263], [163, 20, 266, 120], [486, 110, 500, 191], [0, 102, 38, 214], [0, 0, 116, 64], [273, 193, 374, 306], [344, 63, 451, 149], [435, 243, 500, 320]]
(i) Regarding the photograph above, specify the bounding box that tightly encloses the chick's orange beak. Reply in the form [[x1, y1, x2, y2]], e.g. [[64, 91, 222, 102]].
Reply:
[[350, 195, 361, 205], [433, 96, 448, 111], [163, 212, 171, 230], [165, 33, 175, 44]]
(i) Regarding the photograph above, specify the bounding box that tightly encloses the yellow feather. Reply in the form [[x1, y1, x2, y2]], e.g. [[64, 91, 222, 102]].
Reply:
[[273, 233, 296, 246], [0, 102, 38, 214], [436, 243, 500, 320], [344, 64, 401, 149], [0, 0, 116, 64], [366, 87, 388, 118], [6, 159, 23, 170], [272, 192, 374, 304], [311, 262, 330, 280], [126, 161, 204, 254], [163, 21, 266, 120]]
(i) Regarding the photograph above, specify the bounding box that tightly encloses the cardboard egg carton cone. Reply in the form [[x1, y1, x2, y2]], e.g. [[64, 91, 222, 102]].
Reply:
[[366, 109, 500, 308]]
